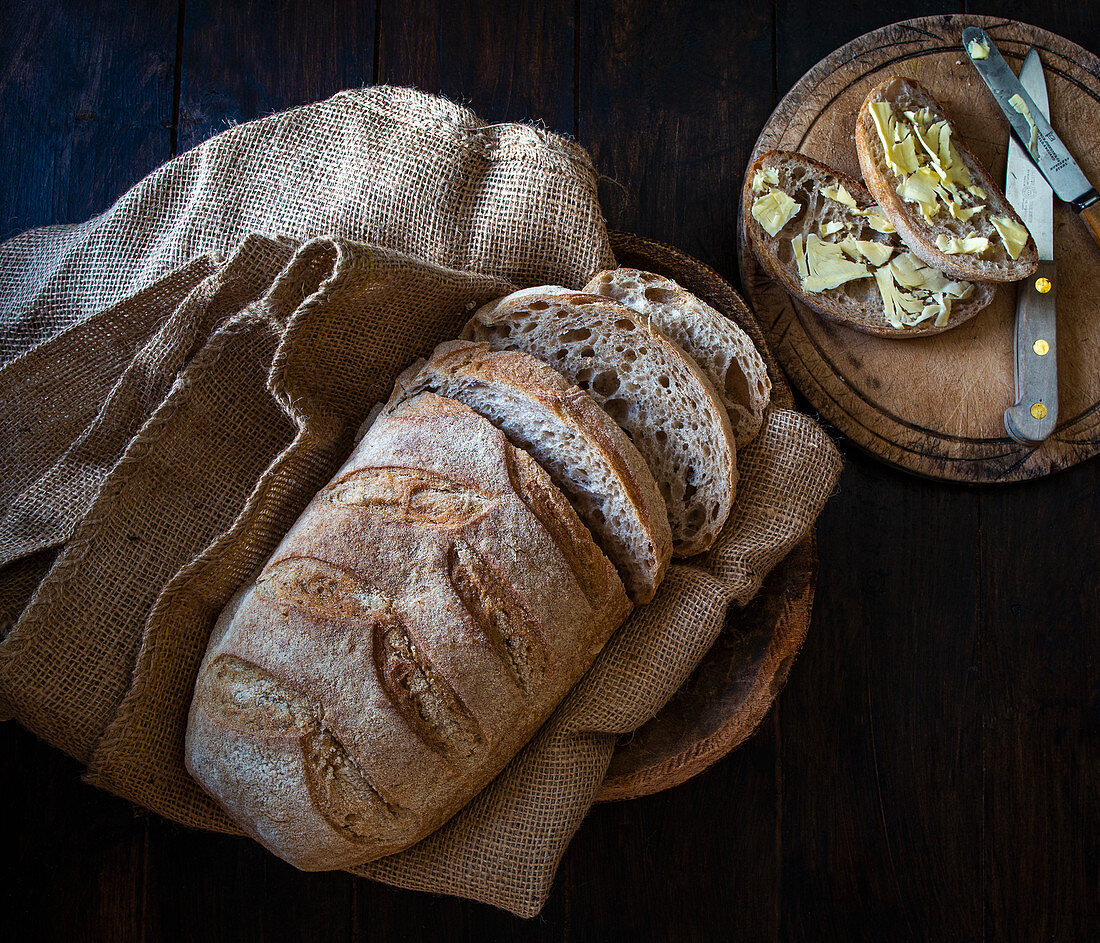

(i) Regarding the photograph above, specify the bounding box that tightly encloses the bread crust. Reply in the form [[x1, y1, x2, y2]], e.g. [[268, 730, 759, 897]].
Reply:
[[390, 340, 672, 603], [744, 149, 996, 337], [185, 393, 630, 871], [463, 290, 737, 557], [855, 76, 1038, 282]]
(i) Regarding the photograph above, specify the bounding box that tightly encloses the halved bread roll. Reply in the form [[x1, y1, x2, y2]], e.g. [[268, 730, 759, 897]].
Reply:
[[462, 288, 736, 557], [388, 340, 672, 603]]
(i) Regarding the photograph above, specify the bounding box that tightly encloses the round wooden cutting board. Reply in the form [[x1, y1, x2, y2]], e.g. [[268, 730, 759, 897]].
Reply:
[[598, 231, 815, 802], [737, 15, 1100, 483]]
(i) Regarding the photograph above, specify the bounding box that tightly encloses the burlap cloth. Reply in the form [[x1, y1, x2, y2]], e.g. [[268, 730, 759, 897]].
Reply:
[[0, 86, 840, 917]]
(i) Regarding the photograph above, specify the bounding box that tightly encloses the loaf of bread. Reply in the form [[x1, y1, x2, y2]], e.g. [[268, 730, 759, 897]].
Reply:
[[583, 268, 771, 447], [389, 340, 672, 604], [856, 76, 1037, 283], [185, 392, 630, 871], [744, 149, 995, 336], [462, 288, 737, 557]]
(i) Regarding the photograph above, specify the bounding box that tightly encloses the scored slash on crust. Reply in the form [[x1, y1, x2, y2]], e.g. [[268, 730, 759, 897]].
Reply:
[[196, 654, 409, 844]]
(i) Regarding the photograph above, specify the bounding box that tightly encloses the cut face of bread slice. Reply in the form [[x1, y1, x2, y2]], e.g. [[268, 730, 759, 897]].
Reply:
[[462, 289, 736, 557], [387, 340, 673, 603], [856, 76, 1038, 283], [744, 149, 996, 337], [582, 268, 771, 449]]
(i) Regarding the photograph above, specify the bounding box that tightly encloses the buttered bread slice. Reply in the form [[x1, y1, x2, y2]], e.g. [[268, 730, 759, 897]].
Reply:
[[856, 76, 1037, 283], [744, 149, 995, 336], [388, 340, 672, 603], [462, 289, 736, 557]]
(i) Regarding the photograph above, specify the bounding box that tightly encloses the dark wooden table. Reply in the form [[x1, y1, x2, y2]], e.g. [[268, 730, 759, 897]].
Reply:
[[2, 2, 1096, 940]]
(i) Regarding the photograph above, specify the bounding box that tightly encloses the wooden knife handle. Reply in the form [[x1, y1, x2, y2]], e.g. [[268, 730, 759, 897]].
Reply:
[[1082, 202, 1100, 251], [1004, 261, 1058, 445]]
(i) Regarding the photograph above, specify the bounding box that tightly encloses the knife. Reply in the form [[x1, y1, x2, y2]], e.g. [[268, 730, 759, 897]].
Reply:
[[963, 26, 1100, 251], [999, 48, 1058, 444]]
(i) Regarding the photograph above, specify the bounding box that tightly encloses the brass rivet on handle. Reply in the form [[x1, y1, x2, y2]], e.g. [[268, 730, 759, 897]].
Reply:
[[1035, 277, 1052, 293], [1031, 402, 1048, 420], [1033, 338, 1050, 356]]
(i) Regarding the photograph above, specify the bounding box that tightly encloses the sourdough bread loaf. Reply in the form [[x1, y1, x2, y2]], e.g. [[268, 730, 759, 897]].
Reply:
[[583, 268, 771, 447], [744, 149, 996, 336], [389, 340, 672, 603], [462, 289, 737, 557], [855, 76, 1037, 282], [185, 392, 630, 871]]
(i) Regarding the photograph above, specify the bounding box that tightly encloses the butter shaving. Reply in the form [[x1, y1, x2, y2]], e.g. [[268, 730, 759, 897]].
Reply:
[[990, 215, 1030, 260], [897, 168, 941, 219], [792, 234, 809, 280], [967, 39, 990, 60], [837, 238, 861, 261], [801, 235, 873, 292], [935, 234, 990, 255], [752, 167, 780, 194], [1008, 93, 1040, 156], [855, 240, 894, 267], [821, 185, 858, 208], [874, 266, 903, 329], [752, 189, 801, 237], [860, 207, 896, 233]]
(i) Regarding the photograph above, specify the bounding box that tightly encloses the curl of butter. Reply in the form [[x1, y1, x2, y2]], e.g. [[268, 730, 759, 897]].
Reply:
[[752, 189, 801, 237], [991, 215, 1030, 260], [935, 234, 990, 255], [967, 39, 990, 60], [1008, 93, 1040, 156]]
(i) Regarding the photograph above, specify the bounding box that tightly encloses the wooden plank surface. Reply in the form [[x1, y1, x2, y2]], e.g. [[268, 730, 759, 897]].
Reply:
[[0, 0, 177, 241], [177, 0, 377, 154], [1, 1, 1097, 940], [779, 462, 985, 939], [0, 2, 175, 939], [968, 10, 1099, 943]]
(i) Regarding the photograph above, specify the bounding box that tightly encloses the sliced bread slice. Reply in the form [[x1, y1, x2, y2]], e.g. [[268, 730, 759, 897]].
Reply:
[[387, 340, 673, 603], [744, 149, 996, 336], [855, 76, 1037, 282], [582, 268, 771, 448], [462, 289, 737, 557]]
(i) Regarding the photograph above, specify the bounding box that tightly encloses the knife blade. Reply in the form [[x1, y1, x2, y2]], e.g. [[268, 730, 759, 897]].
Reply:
[[963, 26, 1100, 251], [1005, 50, 1053, 262], [1003, 48, 1058, 444]]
